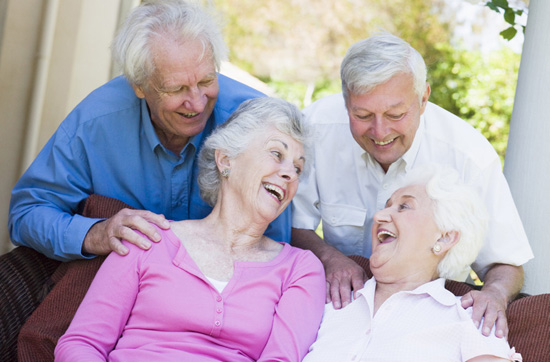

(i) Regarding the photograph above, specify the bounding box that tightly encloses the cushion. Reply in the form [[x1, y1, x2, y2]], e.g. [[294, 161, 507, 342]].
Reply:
[[0, 247, 60, 361], [17, 195, 133, 362]]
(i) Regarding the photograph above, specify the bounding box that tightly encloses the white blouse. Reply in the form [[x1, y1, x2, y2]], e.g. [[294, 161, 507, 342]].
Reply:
[[303, 278, 522, 362]]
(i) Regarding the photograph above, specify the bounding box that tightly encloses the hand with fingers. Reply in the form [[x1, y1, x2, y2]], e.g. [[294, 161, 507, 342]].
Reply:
[[323, 250, 368, 309], [461, 289, 509, 339], [83, 208, 170, 256]]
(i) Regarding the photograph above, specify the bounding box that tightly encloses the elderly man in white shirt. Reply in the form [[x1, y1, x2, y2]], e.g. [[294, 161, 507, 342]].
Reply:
[[291, 33, 533, 338]]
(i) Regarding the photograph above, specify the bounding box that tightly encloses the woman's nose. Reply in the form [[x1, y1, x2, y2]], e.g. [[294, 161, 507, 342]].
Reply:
[[373, 208, 392, 223], [279, 161, 298, 182]]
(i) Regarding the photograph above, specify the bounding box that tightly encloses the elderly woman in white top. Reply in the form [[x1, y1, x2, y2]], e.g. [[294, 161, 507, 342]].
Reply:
[[303, 165, 522, 362]]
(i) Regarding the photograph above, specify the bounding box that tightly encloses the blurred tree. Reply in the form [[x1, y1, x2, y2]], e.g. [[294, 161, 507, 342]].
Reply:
[[211, 0, 451, 105], [429, 44, 521, 161], [209, 0, 521, 159]]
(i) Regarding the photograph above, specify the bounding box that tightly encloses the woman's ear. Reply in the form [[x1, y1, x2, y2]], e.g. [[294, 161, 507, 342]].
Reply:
[[214, 149, 231, 173], [437, 231, 460, 253]]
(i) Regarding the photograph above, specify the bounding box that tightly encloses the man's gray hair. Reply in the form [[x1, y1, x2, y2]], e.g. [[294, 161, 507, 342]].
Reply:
[[341, 32, 427, 103], [396, 164, 489, 280], [111, 0, 227, 87], [198, 97, 311, 206]]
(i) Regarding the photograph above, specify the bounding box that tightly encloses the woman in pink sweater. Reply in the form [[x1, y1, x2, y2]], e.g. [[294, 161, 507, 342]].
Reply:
[[55, 97, 325, 361]]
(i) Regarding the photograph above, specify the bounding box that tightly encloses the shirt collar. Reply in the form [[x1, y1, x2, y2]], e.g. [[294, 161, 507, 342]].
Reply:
[[357, 277, 457, 307]]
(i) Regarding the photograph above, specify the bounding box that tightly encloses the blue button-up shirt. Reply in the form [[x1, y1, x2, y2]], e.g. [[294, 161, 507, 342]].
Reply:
[[9, 75, 290, 261]]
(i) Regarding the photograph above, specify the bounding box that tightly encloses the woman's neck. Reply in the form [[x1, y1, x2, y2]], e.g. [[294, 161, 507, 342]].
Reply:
[[200, 201, 269, 250]]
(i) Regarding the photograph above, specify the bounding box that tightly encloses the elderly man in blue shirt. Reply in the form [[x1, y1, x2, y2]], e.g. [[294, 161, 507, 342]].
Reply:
[[9, 0, 289, 262]]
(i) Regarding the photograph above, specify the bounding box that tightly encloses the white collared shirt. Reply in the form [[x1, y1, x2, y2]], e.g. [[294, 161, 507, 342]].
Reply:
[[303, 278, 522, 362], [292, 93, 533, 279]]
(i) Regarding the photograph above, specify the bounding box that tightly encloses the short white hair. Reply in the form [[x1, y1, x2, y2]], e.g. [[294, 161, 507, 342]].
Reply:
[[198, 97, 311, 206], [396, 165, 489, 280], [112, 0, 227, 87], [341, 32, 427, 103]]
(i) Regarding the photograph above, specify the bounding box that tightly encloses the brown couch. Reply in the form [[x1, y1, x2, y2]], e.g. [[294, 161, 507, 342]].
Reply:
[[1, 194, 549, 361]]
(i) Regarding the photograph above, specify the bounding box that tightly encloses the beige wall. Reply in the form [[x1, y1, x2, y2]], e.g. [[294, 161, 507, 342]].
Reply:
[[0, 0, 128, 254]]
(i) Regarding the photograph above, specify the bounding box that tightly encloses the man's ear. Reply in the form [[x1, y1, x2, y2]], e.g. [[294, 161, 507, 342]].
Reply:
[[132, 84, 146, 99], [215, 149, 231, 173], [419, 82, 431, 114], [437, 230, 460, 253]]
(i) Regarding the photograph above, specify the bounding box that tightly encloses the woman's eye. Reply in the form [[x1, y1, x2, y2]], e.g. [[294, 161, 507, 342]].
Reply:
[[271, 151, 281, 159], [295, 166, 302, 175], [398, 203, 409, 211]]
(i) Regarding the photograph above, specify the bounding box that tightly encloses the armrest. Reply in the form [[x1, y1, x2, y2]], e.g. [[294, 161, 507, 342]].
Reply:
[[0, 247, 60, 361], [17, 194, 133, 362]]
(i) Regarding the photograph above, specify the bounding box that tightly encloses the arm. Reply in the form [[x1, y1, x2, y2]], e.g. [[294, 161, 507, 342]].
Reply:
[[461, 264, 524, 338], [9, 121, 168, 261], [291, 228, 368, 309], [54, 242, 142, 361], [462, 156, 531, 338], [258, 251, 326, 362]]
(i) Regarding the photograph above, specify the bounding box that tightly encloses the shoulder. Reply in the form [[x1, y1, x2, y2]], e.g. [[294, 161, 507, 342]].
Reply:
[[421, 102, 499, 168], [214, 74, 265, 124], [303, 93, 348, 125], [58, 76, 141, 138], [284, 245, 325, 273], [119, 224, 179, 261]]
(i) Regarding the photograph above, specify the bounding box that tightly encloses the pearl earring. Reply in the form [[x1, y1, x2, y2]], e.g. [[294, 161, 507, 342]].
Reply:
[[432, 243, 442, 254]]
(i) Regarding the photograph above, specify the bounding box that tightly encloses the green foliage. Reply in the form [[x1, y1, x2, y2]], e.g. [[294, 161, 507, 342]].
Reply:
[[485, 0, 526, 40], [429, 43, 521, 161], [213, 0, 522, 161]]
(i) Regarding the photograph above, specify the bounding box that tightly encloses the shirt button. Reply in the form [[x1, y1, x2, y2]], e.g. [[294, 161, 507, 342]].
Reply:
[[216, 296, 222, 302], [383, 183, 389, 189], [216, 308, 222, 314], [214, 320, 221, 327], [331, 217, 336, 223]]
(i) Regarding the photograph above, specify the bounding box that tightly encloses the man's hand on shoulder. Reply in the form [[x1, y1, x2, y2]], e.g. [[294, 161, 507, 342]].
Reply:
[[322, 249, 368, 309], [461, 288, 509, 339], [461, 264, 524, 339], [291, 228, 368, 309], [83, 209, 170, 256]]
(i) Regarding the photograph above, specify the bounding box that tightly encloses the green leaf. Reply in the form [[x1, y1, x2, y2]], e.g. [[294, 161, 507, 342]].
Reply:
[[493, 0, 510, 9], [500, 26, 517, 40], [486, 2, 499, 12], [504, 9, 515, 25]]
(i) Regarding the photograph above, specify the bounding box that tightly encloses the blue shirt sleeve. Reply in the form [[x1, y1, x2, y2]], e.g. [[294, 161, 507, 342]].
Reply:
[[9, 123, 100, 261]]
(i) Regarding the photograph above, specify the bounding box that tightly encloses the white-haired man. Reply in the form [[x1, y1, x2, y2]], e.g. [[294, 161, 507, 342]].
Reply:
[[9, 0, 290, 262], [291, 33, 533, 338]]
